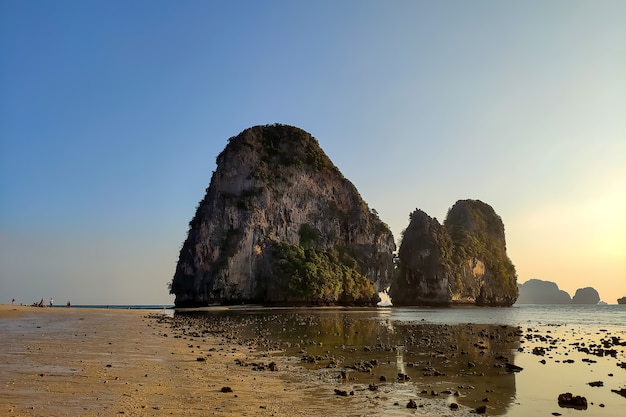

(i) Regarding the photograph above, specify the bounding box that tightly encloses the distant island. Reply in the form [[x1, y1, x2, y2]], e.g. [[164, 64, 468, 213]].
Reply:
[[618, 297, 626, 305], [572, 287, 600, 304], [516, 280, 606, 305], [516, 279, 571, 304]]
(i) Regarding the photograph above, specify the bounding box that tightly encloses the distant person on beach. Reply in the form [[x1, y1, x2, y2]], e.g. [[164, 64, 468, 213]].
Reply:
[[12, 298, 15, 305], [66, 300, 71, 308], [49, 298, 54, 307]]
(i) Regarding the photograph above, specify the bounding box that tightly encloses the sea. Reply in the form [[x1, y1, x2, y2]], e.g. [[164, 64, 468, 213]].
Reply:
[[56, 303, 625, 328]]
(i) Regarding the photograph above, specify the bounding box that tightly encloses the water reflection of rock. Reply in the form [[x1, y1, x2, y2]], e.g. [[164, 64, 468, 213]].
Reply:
[[180, 308, 522, 415]]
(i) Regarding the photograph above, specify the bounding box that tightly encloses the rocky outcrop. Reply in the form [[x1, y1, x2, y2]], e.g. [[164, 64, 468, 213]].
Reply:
[[170, 124, 395, 307], [516, 279, 572, 304], [572, 287, 600, 304], [388, 210, 454, 304], [389, 200, 518, 306], [618, 297, 626, 305]]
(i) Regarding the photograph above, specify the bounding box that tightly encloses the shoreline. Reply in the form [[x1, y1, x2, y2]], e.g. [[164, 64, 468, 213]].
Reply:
[[1, 304, 624, 416], [0, 305, 469, 416]]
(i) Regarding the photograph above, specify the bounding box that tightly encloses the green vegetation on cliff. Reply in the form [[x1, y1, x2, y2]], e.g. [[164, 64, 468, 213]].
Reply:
[[259, 238, 379, 305]]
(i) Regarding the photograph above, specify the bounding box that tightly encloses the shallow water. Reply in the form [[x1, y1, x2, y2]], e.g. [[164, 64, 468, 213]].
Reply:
[[179, 305, 626, 416]]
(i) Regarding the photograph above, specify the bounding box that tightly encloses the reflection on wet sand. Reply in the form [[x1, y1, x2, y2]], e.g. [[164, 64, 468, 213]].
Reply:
[[174, 307, 625, 416], [178, 308, 522, 414]]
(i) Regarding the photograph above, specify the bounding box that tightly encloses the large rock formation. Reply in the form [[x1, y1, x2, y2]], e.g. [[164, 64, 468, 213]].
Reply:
[[516, 279, 572, 304], [618, 297, 626, 305], [572, 287, 600, 304], [170, 124, 395, 307], [389, 200, 518, 306]]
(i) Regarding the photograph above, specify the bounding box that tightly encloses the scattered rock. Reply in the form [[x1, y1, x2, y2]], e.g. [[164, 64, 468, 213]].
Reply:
[[334, 389, 349, 397], [611, 388, 626, 398], [220, 386, 233, 393], [588, 381, 603, 387], [557, 393, 587, 409], [505, 363, 523, 372], [407, 399, 418, 409]]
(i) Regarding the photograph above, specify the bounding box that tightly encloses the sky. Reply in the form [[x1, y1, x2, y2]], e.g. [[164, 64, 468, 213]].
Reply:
[[1, 1, 624, 305]]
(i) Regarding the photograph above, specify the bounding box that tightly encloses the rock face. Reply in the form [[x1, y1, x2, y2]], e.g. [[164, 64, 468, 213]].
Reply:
[[572, 287, 600, 304], [516, 279, 572, 304], [389, 200, 518, 306], [170, 124, 395, 307], [618, 297, 626, 305]]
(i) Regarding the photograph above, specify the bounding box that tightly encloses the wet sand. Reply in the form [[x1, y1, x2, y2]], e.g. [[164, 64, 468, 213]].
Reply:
[[0, 305, 470, 417], [160, 308, 626, 416]]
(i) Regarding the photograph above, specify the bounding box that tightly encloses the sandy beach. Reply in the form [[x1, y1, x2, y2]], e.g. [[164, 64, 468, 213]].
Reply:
[[0, 305, 470, 417]]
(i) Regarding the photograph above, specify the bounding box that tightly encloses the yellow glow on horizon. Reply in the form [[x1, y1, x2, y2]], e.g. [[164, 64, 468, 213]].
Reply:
[[508, 173, 626, 301]]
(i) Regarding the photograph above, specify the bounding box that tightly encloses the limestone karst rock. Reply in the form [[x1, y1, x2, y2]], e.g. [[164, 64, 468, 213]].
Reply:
[[388, 209, 454, 305], [571, 287, 600, 304], [516, 279, 572, 304], [170, 124, 395, 307], [389, 200, 518, 306]]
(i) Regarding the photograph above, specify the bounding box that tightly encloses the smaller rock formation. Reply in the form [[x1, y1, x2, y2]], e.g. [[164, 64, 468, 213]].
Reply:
[[390, 200, 518, 306], [572, 287, 600, 304], [618, 297, 626, 305], [516, 279, 571, 304]]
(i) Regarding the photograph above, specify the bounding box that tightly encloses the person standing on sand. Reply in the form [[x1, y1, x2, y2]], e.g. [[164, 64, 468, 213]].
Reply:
[[49, 298, 54, 308], [66, 300, 71, 308]]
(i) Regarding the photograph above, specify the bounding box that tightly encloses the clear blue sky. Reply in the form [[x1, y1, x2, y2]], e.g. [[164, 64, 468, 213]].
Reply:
[[1, 1, 624, 305]]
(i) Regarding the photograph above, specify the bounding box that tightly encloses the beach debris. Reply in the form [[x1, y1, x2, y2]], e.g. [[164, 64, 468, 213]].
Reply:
[[474, 405, 487, 414], [587, 380, 603, 387], [406, 399, 418, 408], [557, 393, 587, 409], [368, 383, 378, 391], [196, 357, 206, 361], [450, 402, 459, 409], [220, 386, 233, 393]]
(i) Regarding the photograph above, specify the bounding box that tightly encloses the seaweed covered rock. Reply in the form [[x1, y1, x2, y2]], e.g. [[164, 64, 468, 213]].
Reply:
[[170, 124, 395, 307], [390, 200, 518, 306]]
